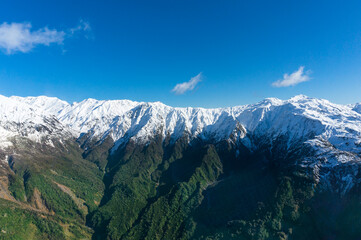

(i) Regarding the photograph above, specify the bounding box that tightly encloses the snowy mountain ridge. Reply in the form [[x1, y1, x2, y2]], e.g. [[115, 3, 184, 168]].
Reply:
[[4, 94, 361, 153]]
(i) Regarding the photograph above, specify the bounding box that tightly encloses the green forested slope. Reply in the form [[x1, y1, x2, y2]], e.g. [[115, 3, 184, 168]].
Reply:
[[2, 136, 361, 240]]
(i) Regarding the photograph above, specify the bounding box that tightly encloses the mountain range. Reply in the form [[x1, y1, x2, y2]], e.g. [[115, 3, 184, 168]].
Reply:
[[0, 94, 361, 239]]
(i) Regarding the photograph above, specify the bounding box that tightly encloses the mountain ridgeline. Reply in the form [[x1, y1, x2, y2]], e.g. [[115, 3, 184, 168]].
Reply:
[[0, 95, 361, 239]]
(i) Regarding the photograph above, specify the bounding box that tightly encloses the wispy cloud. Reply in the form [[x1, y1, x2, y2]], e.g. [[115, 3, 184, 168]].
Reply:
[[0, 20, 91, 54], [69, 19, 92, 38], [172, 73, 202, 95], [272, 66, 311, 87], [0, 22, 65, 54]]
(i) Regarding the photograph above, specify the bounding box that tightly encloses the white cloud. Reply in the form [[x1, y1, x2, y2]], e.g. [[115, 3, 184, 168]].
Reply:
[[272, 66, 311, 87], [0, 22, 65, 54], [0, 20, 91, 54], [69, 19, 91, 35], [172, 73, 202, 95]]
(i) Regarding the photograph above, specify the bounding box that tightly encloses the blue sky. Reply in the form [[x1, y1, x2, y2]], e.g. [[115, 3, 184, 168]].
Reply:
[[0, 0, 361, 107]]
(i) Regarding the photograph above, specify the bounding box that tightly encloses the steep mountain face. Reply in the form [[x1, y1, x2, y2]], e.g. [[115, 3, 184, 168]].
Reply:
[[1, 94, 361, 239]]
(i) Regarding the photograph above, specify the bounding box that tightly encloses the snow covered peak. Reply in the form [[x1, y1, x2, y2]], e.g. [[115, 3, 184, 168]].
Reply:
[[248, 97, 283, 109], [57, 98, 141, 135], [10, 95, 70, 116], [0, 95, 47, 123], [0, 95, 73, 148]]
